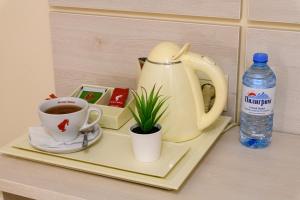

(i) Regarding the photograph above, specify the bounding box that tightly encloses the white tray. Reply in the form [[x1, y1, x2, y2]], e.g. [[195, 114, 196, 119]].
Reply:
[[0, 116, 231, 190], [15, 131, 189, 178]]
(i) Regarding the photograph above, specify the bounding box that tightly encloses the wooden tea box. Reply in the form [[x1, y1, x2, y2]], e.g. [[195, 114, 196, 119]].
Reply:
[[71, 84, 135, 129]]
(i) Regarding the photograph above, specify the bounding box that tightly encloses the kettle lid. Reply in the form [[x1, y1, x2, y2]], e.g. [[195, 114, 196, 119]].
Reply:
[[147, 42, 181, 64]]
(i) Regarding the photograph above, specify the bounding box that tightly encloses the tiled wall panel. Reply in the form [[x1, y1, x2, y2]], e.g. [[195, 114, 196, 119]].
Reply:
[[249, 0, 300, 24], [49, 0, 241, 19], [50, 12, 240, 117], [49, 1, 300, 133], [246, 28, 300, 134]]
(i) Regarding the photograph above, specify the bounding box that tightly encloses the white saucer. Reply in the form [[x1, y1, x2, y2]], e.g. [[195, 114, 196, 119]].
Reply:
[[29, 125, 102, 154]]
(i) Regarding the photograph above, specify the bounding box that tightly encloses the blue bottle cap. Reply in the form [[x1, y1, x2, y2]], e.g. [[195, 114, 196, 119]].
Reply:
[[253, 53, 268, 63]]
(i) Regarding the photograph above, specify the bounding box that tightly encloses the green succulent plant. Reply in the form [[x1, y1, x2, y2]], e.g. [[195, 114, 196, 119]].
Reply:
[[129, 85, 168, 134]]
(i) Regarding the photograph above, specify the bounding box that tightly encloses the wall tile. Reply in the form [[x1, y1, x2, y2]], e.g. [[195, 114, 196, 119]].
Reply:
[[249, 0, 300, 24], [50, 12, 240, 117], [246, 28, 300, 134], [49, 0, 241, 19]]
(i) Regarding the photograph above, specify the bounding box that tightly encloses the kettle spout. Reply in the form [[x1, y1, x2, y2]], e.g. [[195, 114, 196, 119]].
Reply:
[[138, 57, 147, 69]]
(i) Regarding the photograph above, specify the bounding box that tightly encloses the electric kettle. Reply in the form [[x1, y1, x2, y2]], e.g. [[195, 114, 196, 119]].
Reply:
[[137, 42, 227, 142]]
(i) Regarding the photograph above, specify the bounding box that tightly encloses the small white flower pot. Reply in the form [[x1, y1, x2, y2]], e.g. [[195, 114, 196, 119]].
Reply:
[[130, 124, 162, 162]]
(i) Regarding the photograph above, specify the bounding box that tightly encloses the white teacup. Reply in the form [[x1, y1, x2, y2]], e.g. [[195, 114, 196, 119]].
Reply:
[[38, 97, 102, 142]]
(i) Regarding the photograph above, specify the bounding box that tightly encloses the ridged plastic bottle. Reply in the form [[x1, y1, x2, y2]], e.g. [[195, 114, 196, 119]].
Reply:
[[240, 53, 276, 148]]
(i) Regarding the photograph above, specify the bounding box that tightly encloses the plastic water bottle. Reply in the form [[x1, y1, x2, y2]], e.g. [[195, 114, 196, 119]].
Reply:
[[240, 53, 276, 148]]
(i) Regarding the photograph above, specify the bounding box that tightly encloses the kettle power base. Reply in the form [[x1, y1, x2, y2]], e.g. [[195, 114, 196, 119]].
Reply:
[[0, 116, 231, 190]]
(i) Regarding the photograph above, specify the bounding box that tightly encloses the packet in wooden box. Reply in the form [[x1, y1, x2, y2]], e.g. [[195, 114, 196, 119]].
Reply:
[[71, 84, 135, 129]]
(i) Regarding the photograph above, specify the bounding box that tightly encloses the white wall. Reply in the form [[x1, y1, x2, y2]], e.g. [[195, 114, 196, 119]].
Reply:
[[0, 0, 55, 146]]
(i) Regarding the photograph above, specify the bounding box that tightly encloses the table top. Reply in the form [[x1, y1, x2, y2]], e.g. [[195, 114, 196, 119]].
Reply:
[[0, 127, 299, 200]]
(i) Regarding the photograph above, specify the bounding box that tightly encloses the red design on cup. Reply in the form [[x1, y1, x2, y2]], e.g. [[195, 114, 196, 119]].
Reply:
[[45, 93, 58, 100], [57, 119, 69, 132]]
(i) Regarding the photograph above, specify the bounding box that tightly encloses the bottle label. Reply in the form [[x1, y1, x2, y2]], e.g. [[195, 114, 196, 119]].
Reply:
[[241, 86, 275, 115]]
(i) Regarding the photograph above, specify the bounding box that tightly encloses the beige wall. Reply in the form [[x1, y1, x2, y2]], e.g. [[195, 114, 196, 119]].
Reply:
[[0, 0, 55, 146], [49, 0, 300, 135]]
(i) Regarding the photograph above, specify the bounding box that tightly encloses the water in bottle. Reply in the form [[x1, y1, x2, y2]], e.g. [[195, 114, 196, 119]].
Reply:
[[240, 53, 276, 148]]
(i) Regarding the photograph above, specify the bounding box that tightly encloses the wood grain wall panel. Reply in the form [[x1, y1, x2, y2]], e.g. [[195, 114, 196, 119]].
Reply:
[[246, 28, 300, 134], [249, 0, 300, 24], [50, 12, 239, 117], [49, 0, 241, 19]]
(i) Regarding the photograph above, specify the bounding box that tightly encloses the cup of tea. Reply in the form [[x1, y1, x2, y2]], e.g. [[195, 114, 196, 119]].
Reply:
[[38, 97, 102, 142]]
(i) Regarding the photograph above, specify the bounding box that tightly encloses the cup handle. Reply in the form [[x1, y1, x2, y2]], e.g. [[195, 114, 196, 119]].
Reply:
[[80, 107, 102, 131]]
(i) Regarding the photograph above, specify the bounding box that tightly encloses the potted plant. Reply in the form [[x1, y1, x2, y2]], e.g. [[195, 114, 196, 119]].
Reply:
[[129, 85, 168, 162]]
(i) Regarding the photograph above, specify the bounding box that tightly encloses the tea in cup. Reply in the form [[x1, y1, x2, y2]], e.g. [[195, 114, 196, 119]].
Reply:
[[38, 97, 102, 142]]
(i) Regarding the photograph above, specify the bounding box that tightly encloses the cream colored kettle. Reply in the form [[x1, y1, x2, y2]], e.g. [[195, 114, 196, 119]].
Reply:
[[137, 42, 227, 142]]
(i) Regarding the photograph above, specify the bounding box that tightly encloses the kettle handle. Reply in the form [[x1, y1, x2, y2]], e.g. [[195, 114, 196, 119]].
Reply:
[[182, 52, 227, 130]]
